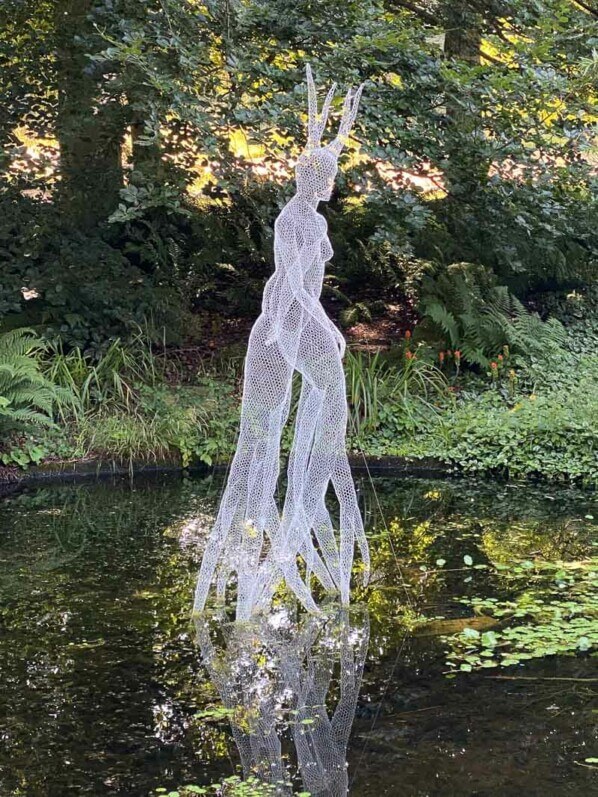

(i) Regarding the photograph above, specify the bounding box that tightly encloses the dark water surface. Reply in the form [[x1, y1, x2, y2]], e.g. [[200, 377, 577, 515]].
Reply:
[[0, 474, 596, 796]]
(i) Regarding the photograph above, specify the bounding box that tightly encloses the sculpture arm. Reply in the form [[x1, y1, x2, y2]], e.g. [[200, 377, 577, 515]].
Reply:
[[267, 225, 323, 344]]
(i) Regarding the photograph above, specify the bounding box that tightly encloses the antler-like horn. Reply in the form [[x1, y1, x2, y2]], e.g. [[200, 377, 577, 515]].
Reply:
[[306, 64, 337, 151], [328, 82, 364, 156]]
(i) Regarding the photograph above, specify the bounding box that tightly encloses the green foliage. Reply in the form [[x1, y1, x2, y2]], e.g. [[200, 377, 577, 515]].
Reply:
[[418, 262, 567, 367], [347, 309, 598, 485], [444, 556, 597, 672], [345, 350, 387, 435], [0, 209, 184, 351], [2, 0, 597, 341], [73, 406, 200, 471], [330, 203, 435, 306], [9, 332, 239, 470], [185, 376, 240, 466], [181, 183, 281, 318], [0, 328, 70, 437], [339, 301, 373, 328], [432, 376, 597, 484], [50, 354, 239, 469], [517, 288, 598, 390], [6, 316, 596, 484], [137, 379, 238, 468], [1, 440, 47, 469]]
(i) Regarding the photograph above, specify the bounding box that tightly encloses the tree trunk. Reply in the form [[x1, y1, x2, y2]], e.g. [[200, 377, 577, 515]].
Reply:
[[443, 1, 486, 198], [444, 2, 481, 65], [54, 0, 124, 229]]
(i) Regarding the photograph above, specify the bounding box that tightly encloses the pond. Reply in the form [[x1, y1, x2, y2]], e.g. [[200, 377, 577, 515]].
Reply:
[[0, 474, 596, 796]]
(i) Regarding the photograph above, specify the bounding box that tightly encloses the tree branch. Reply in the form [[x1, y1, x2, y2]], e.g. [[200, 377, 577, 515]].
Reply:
[[570, 0, 598, 19], [385, 0, 438, 26], [480, 48, 507, 67]]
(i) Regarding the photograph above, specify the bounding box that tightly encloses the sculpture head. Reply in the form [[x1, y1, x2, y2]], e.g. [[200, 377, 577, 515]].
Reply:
[[295, 147, 338, 201], [295, 64, 363, 203]]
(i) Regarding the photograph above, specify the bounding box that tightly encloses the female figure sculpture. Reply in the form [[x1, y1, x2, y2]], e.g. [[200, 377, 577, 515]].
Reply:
[[194, 66, 369, 619]]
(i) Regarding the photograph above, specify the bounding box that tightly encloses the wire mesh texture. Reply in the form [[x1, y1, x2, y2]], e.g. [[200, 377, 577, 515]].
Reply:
[[194, 65, 370, 619], [195, 604, 369, 795]]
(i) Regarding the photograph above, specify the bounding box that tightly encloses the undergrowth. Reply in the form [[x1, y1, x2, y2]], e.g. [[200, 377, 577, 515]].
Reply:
[[1, 290, 597, 484]]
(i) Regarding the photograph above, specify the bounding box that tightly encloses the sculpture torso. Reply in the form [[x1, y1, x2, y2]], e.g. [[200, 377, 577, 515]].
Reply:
[[264, 198, 331, 315]]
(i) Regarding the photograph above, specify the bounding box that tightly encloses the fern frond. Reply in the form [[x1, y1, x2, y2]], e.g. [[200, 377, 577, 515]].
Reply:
[[419, 263, 569, 367], [0, 328, 72, 433], [460, 342, 489, 369], [0, 407, 55, 426], [0, 328, 46, 358], [423, 302, 459, 347]]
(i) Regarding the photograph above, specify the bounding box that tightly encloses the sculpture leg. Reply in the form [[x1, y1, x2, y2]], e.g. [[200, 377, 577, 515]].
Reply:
[[194, 319, 293, 614], [278, 379, 337, 593], [294, 325, 368, 603]]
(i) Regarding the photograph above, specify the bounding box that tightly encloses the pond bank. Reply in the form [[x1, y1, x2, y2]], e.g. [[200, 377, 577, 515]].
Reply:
[[0, 453, 453, 486], [3, 451, 597, 489], [2, 311, 596, 488]]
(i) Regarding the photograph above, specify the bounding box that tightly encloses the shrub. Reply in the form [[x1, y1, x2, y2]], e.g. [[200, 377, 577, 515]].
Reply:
[[431, 380, 598, 484], [0, 198, 183, 353]]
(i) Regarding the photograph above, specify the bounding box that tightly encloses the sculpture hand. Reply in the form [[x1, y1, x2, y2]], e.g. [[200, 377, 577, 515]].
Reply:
[[328, 319, 346, 357]]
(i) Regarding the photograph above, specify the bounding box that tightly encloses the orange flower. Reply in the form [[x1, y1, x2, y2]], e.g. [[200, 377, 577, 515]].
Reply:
[[498, 354, 504, 362], [491, 361, 498, 370], [405, 350, 414, 360], [405, 329, 412, 340], [454, 350, 461, 362]]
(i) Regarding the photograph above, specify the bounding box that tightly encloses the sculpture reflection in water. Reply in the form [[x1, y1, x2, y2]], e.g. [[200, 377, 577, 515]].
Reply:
[[195, 604, 369, 795], [194, 65, 369, 620]]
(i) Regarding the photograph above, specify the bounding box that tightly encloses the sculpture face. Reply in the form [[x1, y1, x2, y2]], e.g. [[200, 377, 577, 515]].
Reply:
[[296, 147, 339, 202]]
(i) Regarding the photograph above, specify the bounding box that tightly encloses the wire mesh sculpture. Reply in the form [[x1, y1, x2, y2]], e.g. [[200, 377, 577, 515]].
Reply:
[[194, 603, 369, 795], [194, 66, 370, 619]]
